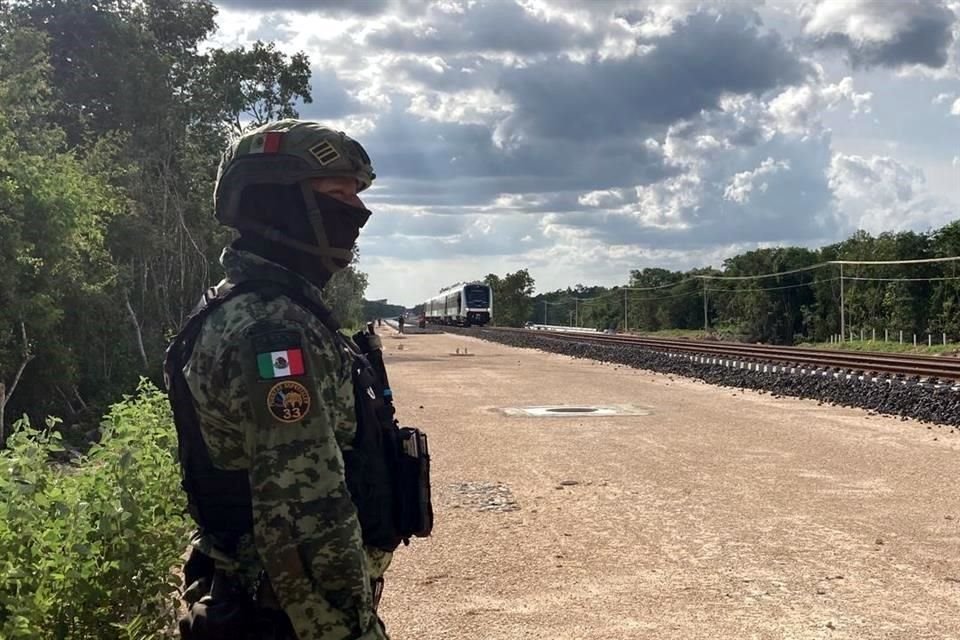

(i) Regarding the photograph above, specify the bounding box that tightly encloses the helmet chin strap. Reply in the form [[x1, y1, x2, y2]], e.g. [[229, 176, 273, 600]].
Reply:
[[298, 180, 354, 273], [233, 183, 355, 273]]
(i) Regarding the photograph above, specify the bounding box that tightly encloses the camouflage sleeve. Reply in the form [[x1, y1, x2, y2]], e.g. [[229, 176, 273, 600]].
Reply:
[[239, 320, 387, 640]]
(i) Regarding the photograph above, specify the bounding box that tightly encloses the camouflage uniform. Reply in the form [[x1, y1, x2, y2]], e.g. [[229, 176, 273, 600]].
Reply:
[[184, 246, 391, 639], [173, 120, 394, 639]]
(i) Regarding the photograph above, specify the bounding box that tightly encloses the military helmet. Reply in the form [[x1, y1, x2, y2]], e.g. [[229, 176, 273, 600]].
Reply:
[[214, 119, 375, 229]]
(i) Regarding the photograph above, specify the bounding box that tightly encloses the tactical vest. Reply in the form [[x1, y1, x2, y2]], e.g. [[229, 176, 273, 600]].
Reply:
[[163, 280, 406, 553]]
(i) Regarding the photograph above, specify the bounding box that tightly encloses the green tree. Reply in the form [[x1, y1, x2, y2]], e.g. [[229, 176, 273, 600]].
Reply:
[[715, 247, 820, 343], [930, 221, 960, 337], [0, 26, 122, 438], [627, 268, 686, 331], [363, 299, 406, 323], [0, 0, 336, 436], [829, 230, 934, 339], [485, 269, 535, 327], [324, 248, 370, 329], [205, 41, 313, 133]]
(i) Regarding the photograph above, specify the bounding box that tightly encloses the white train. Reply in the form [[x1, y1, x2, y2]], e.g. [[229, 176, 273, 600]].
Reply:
[[423, 283, 493, 326]]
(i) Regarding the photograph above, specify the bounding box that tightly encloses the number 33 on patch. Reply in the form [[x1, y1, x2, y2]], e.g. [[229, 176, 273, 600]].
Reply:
[[267, 380, 311, 423]]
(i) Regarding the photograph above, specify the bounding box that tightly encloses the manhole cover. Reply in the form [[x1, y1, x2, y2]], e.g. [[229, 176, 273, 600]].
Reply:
[[501, 405, 653, 417]]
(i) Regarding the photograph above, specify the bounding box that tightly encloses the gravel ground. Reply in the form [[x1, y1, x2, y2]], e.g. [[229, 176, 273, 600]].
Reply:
[[376, 329, 960, 640]]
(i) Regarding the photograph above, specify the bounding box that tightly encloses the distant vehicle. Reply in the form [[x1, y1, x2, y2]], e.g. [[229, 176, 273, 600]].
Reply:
[[424, 282, 493, 326]]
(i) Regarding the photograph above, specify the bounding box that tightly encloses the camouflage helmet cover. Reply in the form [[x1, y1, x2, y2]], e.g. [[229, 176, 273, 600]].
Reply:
[[214, 119, 375, 229]]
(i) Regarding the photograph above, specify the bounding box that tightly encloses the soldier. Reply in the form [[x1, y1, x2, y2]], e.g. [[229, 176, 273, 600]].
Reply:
[[164, 120, 424, 640]]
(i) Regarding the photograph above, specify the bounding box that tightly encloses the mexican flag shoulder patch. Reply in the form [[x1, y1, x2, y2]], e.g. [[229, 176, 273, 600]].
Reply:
[[253, 330, 309, 380], [257, 348, 305, 379]]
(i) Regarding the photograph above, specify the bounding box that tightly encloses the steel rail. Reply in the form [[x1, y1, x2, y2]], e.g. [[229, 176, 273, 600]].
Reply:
[[489, 328, 960, 380]]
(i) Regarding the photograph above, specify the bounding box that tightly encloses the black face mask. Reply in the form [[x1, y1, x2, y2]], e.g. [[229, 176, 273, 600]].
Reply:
[[232, 184, 372, 288], [311, 191, 371, 270]]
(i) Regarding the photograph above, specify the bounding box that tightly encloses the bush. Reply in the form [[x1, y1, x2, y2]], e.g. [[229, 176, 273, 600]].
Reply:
[[0, 380, 189, 639]]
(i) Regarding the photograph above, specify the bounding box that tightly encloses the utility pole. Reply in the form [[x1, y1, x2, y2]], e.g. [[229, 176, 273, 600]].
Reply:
[[575, 297, 579, 327], [623, 288, 628, 332], [839, 263, 845, 343], [543, 300, 548, 325], [703, 279, 709, 331]]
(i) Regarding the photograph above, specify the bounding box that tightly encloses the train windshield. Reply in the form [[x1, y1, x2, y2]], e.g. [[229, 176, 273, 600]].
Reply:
[[464, 285, 490, 308]]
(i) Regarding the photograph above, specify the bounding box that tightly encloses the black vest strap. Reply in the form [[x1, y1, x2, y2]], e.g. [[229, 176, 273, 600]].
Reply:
[[164, 280, 275, 548]]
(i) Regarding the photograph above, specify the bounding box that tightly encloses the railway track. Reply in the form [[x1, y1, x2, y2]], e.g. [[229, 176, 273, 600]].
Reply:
[[453, 326, 960, 424], [491, 327, 960, 382]]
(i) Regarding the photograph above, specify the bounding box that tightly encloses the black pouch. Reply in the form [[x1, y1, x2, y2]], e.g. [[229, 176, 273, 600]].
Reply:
[[178, 570, 253, 640], [397, 427, 433, 539]]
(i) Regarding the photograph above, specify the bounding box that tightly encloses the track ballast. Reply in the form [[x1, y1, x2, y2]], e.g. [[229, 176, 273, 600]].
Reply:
[[453, 327, 960, 427]]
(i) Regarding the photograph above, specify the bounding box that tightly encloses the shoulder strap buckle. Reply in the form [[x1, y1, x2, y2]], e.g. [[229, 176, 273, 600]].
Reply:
[[203, 286, 219, 305]]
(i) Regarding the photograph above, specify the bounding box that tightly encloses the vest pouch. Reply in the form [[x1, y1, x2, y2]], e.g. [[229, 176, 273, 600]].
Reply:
[[349, 356, 403, 551], [342, 445, 400, 551], [396, 427, 433, 539], [178, 570, 254, 640]]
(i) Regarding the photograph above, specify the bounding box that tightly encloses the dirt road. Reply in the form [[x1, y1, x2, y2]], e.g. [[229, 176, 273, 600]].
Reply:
[[376, 329, 960, 640]]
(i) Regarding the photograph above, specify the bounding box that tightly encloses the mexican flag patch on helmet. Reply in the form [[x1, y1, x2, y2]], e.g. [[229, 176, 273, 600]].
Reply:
[[243, 131, 284, 155]]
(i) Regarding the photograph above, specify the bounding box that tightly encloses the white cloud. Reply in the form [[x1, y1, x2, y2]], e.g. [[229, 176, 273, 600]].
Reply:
[[630, 173, 701, 230], [828, 152, 953, 232], [768, 76, 872, 135], [803, 0, 909, 42], [933, 91, 957, 104], [408, 88, 513, 125], [723, 158, 792, 204], [578, 189, 626, 208], [952, 97, 960, 115], [801, 0, 957, 69]]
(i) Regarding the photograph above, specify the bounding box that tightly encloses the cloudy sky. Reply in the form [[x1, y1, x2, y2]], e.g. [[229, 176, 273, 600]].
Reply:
[[209, 0, 960, 307]]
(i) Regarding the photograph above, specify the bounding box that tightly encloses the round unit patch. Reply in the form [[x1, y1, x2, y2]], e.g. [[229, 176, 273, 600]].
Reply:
[[267, 380, 311, 423]]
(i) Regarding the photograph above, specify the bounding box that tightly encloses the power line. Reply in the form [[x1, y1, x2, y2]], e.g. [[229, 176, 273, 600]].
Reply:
[[689, 256, 960, 282], [546, 273, 960, 317], [627, 290, 703, 302], [623, 282, 693, 291], [536, 255, 960, 314], [576, 289, 701, 303], [582, 288, 698, 304], [832, 256, 960, 266], [844, 275, 960, 282], [707, 277, 841, 293], [549, 275, 829, 305], [695, 262, 831, 281]]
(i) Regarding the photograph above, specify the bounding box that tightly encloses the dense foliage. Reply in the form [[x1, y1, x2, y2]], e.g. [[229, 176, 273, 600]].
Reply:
[[364, 299, 407, 322], [527, 227, 960, 343], [484, 269, 536, 327], [0, 382, 189, 639], [0, 5, 377, 635], [0, 1, 369, 439]]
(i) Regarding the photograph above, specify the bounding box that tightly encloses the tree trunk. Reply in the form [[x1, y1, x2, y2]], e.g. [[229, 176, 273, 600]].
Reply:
[[1, 322, 35, 446], [125, 295, 149, 370], [0, 382, 5, 446]]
